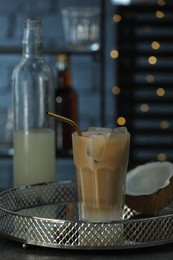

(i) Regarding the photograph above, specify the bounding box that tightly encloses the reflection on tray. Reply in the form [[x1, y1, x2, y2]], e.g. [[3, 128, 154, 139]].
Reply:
[[0, 181, 173, 249]]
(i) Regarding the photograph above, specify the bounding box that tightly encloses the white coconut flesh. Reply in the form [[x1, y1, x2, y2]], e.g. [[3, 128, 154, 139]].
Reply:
[[126, 161, 173, 196]]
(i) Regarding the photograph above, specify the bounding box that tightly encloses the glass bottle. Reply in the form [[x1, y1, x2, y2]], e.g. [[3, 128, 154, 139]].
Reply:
[[12, 18, 56, 187], [55, 54, 78, 153]]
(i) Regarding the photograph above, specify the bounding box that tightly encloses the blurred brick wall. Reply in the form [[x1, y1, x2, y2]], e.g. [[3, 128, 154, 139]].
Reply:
[[0, 0, 116, 188]]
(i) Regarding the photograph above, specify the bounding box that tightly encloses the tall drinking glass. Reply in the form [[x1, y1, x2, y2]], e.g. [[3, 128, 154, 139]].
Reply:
[[72, 127, 130, 222]]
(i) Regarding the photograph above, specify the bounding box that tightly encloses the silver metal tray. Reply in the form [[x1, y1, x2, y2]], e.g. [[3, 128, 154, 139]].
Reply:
[[0, 181, 173, 250]]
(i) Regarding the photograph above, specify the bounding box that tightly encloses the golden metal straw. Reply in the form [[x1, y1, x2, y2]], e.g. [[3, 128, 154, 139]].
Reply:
[[46, 112, 83, 136]]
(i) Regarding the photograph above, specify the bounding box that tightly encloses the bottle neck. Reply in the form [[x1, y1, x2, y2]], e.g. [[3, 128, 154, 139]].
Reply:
[[22, 18, 43, 58]]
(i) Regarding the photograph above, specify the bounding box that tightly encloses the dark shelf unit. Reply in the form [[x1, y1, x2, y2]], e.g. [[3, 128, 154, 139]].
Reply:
[[116, 3, 173, 169], [0, 46, 101, 55]]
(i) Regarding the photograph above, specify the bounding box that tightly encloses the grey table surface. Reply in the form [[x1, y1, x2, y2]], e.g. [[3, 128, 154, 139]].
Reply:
[[0, 235, 173, 260]]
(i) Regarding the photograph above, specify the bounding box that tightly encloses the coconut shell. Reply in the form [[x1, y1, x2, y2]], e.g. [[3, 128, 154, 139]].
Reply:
[[125, 177, 173, 215]]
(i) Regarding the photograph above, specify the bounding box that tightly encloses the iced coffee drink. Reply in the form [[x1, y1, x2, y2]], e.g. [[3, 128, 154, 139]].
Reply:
[[72, 127, 130, 222]]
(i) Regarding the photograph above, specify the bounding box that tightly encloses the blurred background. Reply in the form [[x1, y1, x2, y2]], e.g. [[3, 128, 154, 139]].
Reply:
[[0, 0, 172, 188]]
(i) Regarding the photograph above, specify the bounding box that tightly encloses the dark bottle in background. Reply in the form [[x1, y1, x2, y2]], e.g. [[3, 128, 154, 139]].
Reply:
[[55, 54, 78, 153]]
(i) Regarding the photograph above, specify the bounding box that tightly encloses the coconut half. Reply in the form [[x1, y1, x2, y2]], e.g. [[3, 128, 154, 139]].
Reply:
[[125, 161, 173, 215]]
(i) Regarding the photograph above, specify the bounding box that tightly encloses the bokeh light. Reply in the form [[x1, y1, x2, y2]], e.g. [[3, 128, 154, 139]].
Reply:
[[112, 86, 121, 95], [117, 117, 126, 126], [113, 14, 122, 23], [156, 87, 165, 96], [110, 49, 119, 59], [140, 104, 149, 112], [151, 41, 160, 50], [157, 153, 167, 161]]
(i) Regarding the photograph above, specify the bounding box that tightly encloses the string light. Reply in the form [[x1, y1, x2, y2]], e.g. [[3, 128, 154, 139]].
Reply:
[[148, 56, 157, 65], [146, 74, 155, 83], [113, 14, 122, 23], [155, 10, 165, 19], [156, 87, 165, 96], [160, 120, 169, 129], [110, 49, 119, 59], [112, 86, 121, 95], [151, 41, 160, 50], [117, 117, 126, 126], [157, 153, 167, 161], [157, 0, 166, 6], [140, 104, 149, 112]]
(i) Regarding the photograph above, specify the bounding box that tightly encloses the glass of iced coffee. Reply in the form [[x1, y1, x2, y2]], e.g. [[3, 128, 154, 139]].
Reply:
[[72, 126, 130, 222]]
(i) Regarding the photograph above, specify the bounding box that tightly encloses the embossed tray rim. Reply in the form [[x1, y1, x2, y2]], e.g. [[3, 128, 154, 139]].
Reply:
[[0, 181, 173, 250]]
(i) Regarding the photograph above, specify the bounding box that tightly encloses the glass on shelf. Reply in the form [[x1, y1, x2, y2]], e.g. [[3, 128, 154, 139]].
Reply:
[[61, 7, 100, 52]]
